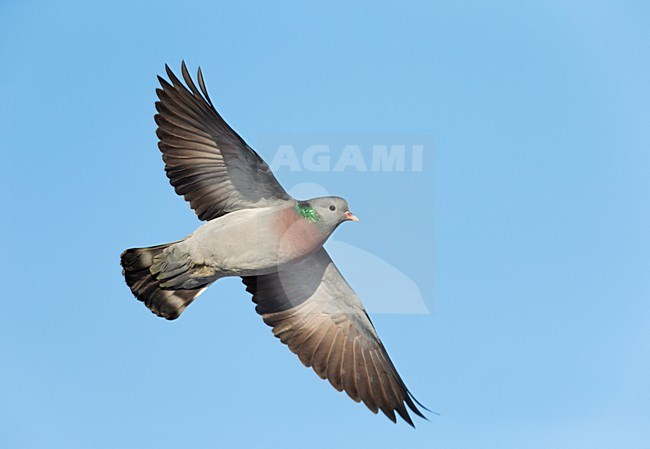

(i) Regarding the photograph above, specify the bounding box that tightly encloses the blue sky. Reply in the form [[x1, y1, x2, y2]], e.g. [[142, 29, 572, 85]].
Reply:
[[1, 1, 649, 448]]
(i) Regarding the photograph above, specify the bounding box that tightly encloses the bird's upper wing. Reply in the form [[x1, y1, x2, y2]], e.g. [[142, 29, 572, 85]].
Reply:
[[241, 248, 427, 426], [155, 62, 291, 221]]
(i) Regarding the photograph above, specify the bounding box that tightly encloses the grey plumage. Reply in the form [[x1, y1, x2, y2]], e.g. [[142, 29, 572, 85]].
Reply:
[[121, 62, 427, 426]]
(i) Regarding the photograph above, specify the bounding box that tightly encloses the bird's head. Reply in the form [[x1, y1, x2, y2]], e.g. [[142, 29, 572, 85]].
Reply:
[[295, 196, 359, 230]]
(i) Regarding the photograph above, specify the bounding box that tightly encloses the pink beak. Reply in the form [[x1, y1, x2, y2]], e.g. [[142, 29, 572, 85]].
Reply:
[[345, 211, 359, 222]]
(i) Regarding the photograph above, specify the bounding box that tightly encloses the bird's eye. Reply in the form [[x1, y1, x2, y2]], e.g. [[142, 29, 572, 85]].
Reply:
[[329, 205, 336, 211]]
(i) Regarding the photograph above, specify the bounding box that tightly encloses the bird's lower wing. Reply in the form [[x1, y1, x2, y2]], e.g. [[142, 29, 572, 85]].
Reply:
[[241, 248, 427, 426]]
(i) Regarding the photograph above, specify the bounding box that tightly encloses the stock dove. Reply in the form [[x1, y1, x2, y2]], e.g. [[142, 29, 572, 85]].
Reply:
[[120, 62, 427, 426]]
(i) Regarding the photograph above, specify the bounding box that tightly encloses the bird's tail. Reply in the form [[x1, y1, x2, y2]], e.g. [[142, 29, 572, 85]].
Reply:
[[120, 241, 210, 320]]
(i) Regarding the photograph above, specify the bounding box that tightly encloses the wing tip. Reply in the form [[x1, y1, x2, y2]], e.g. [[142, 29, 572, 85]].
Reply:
[[164, 63, 174, 81]]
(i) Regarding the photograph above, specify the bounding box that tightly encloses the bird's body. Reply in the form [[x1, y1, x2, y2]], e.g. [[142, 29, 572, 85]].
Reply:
[[121, 62, 427, 426], [148, 200, 339, 289]]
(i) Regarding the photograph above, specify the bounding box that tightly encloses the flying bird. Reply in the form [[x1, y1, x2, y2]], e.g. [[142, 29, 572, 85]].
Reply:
[[120, 62, 427, 426]]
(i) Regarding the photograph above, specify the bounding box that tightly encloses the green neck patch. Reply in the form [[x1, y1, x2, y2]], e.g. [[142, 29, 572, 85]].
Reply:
[[295, 202, 321, 223]]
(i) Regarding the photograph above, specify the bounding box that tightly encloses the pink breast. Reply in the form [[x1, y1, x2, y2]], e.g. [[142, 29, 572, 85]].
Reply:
[[273, 207, 327, 263]]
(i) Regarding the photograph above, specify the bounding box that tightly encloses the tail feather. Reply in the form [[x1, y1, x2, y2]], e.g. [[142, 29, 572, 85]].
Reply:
[[121, 241, 209, 320]]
